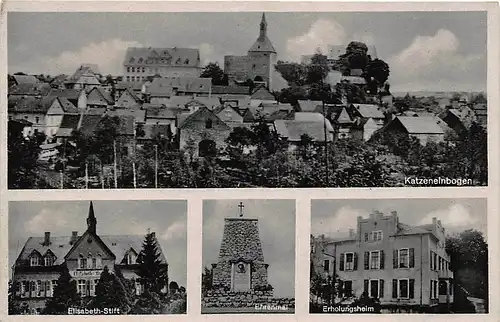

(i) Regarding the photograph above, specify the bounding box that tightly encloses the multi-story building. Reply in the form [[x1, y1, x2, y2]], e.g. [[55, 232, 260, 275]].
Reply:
[[11, 202, 168, 315], [311, 211, 454, 310], [224, 13, 277, 90], [123, 47, 202, 82]]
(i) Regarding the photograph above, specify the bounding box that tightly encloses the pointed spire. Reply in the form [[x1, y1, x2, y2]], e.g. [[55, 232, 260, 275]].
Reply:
[[259, 12, 267, 40], [87, 201, 97, 234]]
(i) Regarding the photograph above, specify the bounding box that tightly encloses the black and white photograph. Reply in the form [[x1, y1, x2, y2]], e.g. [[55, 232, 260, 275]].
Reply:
[[310, 198, 488, 314], [7, 10, 488, 189], [201, 200, 295, 314], [8, 200, 187, 315]]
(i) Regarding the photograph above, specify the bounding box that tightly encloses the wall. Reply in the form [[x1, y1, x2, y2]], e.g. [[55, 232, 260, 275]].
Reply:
[[413, 133, 445, 145], [202, 289, 295, 309], [46, 100, 64, 138], [11, 113, 46, 136], [224, 54, 272, 86], [124, 66, 201, 82]]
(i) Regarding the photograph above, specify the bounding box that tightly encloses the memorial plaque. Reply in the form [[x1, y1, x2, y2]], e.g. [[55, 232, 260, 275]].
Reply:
[[232, 262, 250, 292]]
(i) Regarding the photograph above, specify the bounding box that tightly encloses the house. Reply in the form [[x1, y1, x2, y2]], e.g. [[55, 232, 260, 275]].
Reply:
[[350, 104, 386, 141], [145, 105, 185, 134], [115, 88, 142, 109], [136, 123, 173, 146], [45, 97, 79, 138], [49, 75, 68, 89], [145, 77, 212, 102], [8, 97, 48, 136], [330, 105, 358, 140], [64, 65, 101, 90], [383, 116, 445, 145], [274, 112, 334, 148], [312, 211, 453, 310], [114, 81, 144, 101], [107, 109, 146, 125], [123, 47, 202, 82], [177, 106, 232, 157], [471, 103, 487, 127], [8, 119, 34, 138], [8, 83, 51, 98], [86, 87, 114, 109], [11, 202, 168, 315]]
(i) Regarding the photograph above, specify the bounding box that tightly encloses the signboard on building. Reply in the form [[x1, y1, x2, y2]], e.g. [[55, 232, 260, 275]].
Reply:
[[70, 270, 102, 278]]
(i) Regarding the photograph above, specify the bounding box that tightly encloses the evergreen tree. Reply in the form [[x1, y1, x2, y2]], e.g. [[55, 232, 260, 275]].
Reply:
[[91, 266, 130, 314], [43, 265, 81, 314], [137, 232, 168, 294], [8, 280, 21, 315]]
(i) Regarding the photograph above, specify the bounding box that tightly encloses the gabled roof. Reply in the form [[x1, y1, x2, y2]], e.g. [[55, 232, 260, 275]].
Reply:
[[352, 104, 385, 119], [116, 81, 144, 91], [8, 96, 43, 113], [178, 106, 230, 130], [87, 87, 114, 105], [395, 116, 445, 135], [248, 13, 276, 54], [8, 83, 51, 97], [297, 100, 323, 112], [56, 97, 79, 113], [274, 119, 334, 142], [12, 75, 39, 86], [251, 86, 275, 101], [79, 114, 103, 136], [124, 47, 200, 68]]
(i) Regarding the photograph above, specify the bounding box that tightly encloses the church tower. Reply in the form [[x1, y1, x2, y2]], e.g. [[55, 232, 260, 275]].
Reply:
[[247, 13, 277, 90], [86, 201, 97, 234]]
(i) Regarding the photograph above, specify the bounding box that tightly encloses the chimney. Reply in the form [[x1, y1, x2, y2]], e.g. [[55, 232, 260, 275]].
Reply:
[[44, 232, 51, 246], [71, 231, 78, 244], [432, 217, 437, 226], [349, 229, 355, 237]]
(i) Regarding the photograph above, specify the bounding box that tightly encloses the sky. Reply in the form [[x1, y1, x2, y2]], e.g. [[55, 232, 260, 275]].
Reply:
[[8, 200, 187, 288], [7, 11, 487, 92], [202, 199, 296, 298], [311, 198, 488, 241]]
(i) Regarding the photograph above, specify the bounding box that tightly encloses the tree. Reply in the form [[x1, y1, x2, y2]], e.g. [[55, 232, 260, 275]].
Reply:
[[274, 61, 308, 86], [200, 62, 228, 85], [8, 122, 47, 188], [91, 115, 121, 164], [366, 58, 390, 91], [169, 281, 179, 293], [137, 232, 168, 294], [90, 266, 130, 313], [8, 280, 21, 314], [446, 229, 488, 311], [201, 266, 213, 295], [43, 265, 81, 314]]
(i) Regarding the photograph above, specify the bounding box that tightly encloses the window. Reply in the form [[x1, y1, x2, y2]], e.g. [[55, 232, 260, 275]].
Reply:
[[45, 280, 52, 297], [323, 259, 330, 272], [92, 258, 97, 269], [184, 59, 189, 65], [365, 279, 383, 298], [44, 254, 55, 266], [433, 280, 438, 298], [205, 119, 213, 129], [127, 251, 136, 265], [399, 279, 409, 298], [131, 67, 135, 73], [126, 76, 130, 81], [30, 255, 40, 266], [371, 230, 383, 241], [89, 280, 97, 296], [127, 67, 131, 73], [30, 281, 36, 297], [399, 248, 409, 268], [364, 233, 369, 242], [96, 255, 102, 268], [433, 252, 437, 270], [135, 280, 143, 296], [345, 253, 354, 271], [77, 280, 86, 296], [35, 116, 40, 123], [370, 251, 380, 269], [79, 256, 87, 269]]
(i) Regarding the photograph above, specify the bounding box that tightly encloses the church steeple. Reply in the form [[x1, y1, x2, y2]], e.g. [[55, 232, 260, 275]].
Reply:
[[259, 13, 267, 40], [87, 201, 97, 234]]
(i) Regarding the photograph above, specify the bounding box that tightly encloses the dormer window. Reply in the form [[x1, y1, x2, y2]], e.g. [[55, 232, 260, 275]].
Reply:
[[30, 254, 40, 267], [184, 59, 189, 65], [78, 255, 87, 269], [138, 57, 143, 63], [96, 254, 102, 268], [44, 254, 55, 266], [126, 249, 137, 265]]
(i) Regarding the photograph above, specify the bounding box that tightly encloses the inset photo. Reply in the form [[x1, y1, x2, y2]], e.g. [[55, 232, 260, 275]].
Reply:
[[8, 200, 187, 315], [202, 200, 295, 314], [310, 198, 488, 314]]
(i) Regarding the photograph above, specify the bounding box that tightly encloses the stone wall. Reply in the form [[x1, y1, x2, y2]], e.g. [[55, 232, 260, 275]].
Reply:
[[202, 289, 295, 309]]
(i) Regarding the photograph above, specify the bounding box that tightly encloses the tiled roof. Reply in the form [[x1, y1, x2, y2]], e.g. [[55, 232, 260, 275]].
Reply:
[[178, 106, 230, 130], [394, 223, 432, 236], [8, 96, 44, 113], [108, 109, 146, 123], [87, 87, 114, 105], [211, 86, 250, 95], [57, 114, 81, 134], [79, 115, 103, 136], [15, 234, 166, 267], [8, 83, 51, 96], [124, 47, 200, 68], [116, 81, 144, 91], [352, 104, 385, 119], [396, 116, 445, 135], [57, 97, 79, 113], [294, 112, 328, 123], [50, 74, 68, 86], [248, 14, 276, 54], [250, 86, 275, 101], [13, 75, 39, 85], [148, 77, 212, 96], [66, 65, 101, 85]]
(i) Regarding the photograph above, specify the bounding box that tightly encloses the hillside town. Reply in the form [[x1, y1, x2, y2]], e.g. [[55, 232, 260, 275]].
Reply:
[[7, 13, 488, 189]]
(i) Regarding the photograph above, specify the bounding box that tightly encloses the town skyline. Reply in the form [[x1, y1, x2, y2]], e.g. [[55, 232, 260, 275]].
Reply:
[[8, 200, 188, 288], [8, 11, 487, 92]]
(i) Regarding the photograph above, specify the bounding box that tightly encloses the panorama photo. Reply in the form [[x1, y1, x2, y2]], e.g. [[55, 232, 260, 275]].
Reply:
[[7, 11, 487, 189]]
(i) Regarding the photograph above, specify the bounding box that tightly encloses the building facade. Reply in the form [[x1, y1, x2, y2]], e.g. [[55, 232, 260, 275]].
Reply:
[[123, 47, 202, 82], [11, 202, 168, 315], [224, 13, 277, 90], [312, 211, 454, 310]]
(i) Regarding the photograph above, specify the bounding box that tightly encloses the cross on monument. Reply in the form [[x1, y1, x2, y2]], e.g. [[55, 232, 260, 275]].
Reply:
[[238, 202, 244, 217]]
